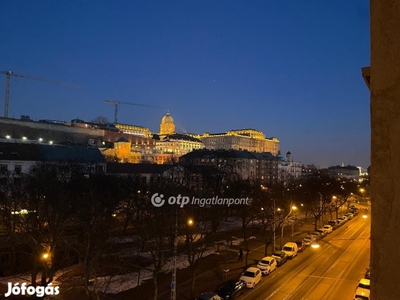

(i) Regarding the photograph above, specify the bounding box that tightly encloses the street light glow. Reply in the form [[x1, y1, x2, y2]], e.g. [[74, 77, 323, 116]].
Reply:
[[187, 218, 194, 226], [42, 253, 49, 259], [363, 214, 368, 219], [311, 242, 320, 249]]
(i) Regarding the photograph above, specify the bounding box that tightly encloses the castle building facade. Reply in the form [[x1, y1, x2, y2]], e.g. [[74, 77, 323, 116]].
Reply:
[[192, 129, 280, 156]]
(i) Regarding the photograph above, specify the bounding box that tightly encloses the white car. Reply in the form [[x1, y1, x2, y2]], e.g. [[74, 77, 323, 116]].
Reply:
[[303, 235, 316, 245], [240, 267, 262, 288], [257, 256, 277, 275], [323, 224, 333, 233], [282, 242, 298, 259], [354, 287, 370, 300]]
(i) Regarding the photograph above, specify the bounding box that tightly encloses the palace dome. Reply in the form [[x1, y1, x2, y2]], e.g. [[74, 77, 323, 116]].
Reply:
[[160, 112, 175, 135], [161, 112, 174, 124]]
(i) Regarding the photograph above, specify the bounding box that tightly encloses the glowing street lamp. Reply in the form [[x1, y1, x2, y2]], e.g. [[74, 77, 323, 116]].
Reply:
[[363, 214, 368, 219]]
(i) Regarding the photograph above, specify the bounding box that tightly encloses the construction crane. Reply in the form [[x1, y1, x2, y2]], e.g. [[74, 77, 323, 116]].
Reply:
[[1, 70, 81, 118], [104, 99, 166, 123]]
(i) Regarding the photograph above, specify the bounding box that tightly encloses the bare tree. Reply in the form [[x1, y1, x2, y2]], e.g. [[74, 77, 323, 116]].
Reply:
[[91, 115, 109, 124]]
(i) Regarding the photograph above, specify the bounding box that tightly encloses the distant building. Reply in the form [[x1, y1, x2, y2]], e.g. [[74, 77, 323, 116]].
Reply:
[[179, 149, 279, 185], [114, 123, 152, 138], [302, 164, 319, 177], [153, 112, 204, 164], [277, 151, 303, 182], [192, 129, 279, 156], [106, 162, 174, 185], [0, 142, 106, 183], [322, 164, 360, 181]]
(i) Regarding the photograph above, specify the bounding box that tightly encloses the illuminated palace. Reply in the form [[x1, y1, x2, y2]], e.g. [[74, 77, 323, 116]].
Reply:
[[191, 129, 280, 156], [101, 123, 155, 163], [102, 112, 204, 164], [153, 112, 204, 164]]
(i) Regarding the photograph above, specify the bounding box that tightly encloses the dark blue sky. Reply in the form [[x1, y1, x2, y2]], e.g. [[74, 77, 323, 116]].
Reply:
[[0, 1, 370, 168]]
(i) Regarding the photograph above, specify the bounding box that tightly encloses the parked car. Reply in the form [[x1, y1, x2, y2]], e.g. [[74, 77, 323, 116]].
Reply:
[[346, 212, 354, 220], [271, 251, 288, 266], [328, 220, 340, 229], [294, 240, 306, 252], [193, 292, 222, 300], [215, 279, 246, 299], [239, 267, 262, 288], [302, 235, 316, 246], [323, 224, 333, 233], [353, 287, 370, 300], [356, 278, 370, 290], [309, 231, 322, 240], [336, 218, 346, 226], [316, 229, 327, 238], [282, 242, 298, 259], [257, 256, 277, 275]]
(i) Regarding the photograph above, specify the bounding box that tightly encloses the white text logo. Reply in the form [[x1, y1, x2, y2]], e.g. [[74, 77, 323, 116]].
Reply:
[[4, 282, 60, 298]]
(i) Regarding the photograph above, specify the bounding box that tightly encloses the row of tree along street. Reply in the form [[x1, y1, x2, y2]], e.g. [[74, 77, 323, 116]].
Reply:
[[0, 161, 369, 299]]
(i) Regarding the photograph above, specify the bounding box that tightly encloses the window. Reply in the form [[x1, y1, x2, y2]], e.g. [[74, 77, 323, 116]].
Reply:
[[0, 164, 8, 175], [96, 165, 104, 173], [14, 165, 22, 175]]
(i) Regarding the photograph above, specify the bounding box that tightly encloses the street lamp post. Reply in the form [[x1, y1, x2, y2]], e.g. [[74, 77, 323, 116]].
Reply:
[[273, 198, 276, 252], [171, 209, 178, 300], [332, 196, 338, 219], [291, 214, 298, 241], [280, 205, 297, 249], [171, 212, 194, 300], [360, 188, 365, 203]]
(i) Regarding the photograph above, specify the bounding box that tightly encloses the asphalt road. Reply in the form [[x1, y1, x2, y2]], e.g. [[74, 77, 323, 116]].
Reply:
[[239, 214, 371, 300]]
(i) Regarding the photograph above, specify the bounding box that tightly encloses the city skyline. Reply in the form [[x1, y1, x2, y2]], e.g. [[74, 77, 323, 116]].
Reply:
[[0, 1, 370, 168]]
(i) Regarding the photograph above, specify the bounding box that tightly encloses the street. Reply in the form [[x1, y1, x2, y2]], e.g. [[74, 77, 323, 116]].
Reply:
[[240, 214, 370, 300]]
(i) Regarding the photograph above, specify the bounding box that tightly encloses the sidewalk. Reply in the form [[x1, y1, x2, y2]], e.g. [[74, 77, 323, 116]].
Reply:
[[115, 218, 317, 300]]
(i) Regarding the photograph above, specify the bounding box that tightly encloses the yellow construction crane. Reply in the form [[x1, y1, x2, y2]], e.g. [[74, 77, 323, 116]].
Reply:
[[104, 99, 166, 123], [1, 70, 81, 118]]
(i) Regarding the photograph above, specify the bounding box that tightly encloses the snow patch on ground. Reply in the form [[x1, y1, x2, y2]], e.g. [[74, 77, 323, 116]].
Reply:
[[89, 248, 221, 294]]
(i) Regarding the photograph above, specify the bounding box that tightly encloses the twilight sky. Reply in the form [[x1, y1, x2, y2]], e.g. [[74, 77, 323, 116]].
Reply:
[[0, 1, 370, 169]]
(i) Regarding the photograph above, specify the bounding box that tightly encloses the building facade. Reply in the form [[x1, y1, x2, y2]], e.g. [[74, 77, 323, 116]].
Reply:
[[0, 142, 106, 184], [277, 151, 303, 182], [153, 112, 204, 164], [179, 149, 279, 186], [193, 129, 280, 156], [322, 165, 360, 181]]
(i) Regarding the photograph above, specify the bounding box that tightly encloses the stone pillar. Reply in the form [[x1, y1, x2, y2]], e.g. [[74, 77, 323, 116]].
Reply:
[[370, 1, 400, 298]]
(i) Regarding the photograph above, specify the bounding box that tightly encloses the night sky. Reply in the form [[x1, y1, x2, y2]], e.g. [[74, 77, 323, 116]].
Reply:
[[0, 1, 370, 169]]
